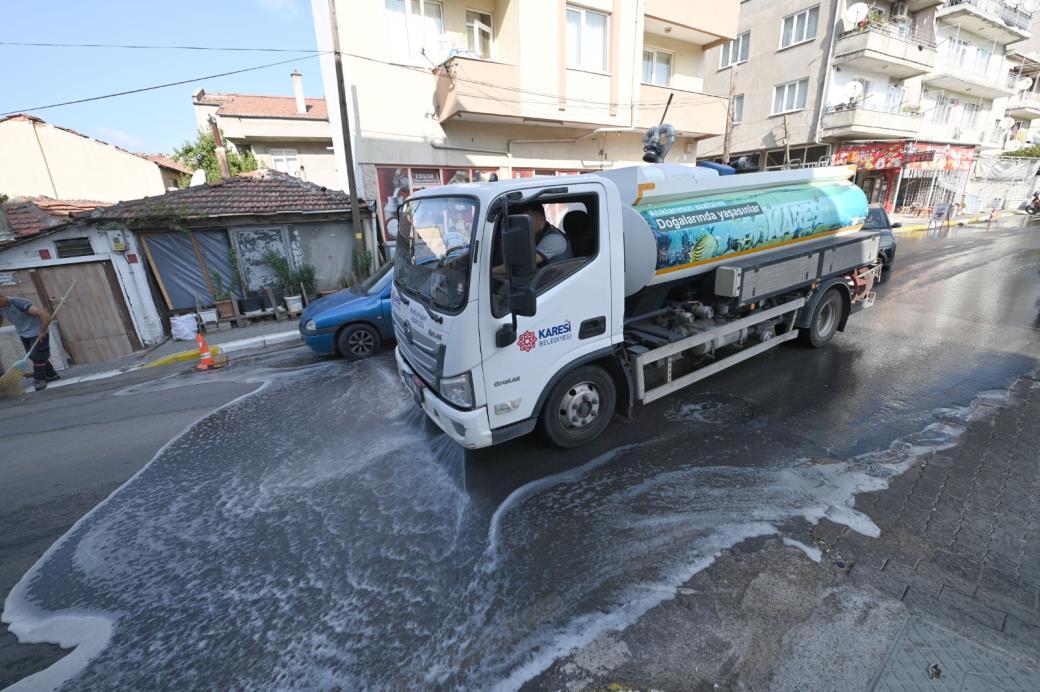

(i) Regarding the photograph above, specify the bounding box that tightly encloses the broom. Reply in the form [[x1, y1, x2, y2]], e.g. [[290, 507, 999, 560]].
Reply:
[[0, 280, 77, 397]]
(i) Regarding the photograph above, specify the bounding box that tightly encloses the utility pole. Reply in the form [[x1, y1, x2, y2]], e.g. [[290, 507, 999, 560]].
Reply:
[[783, 115, 791, 167], [327, 0, 368, 267], [722, 68, 736, 164], [208, 116, 231, 179]]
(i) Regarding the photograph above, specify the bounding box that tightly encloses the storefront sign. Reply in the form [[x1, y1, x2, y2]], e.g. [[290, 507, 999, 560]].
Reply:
[[833, 142, 974, 172]]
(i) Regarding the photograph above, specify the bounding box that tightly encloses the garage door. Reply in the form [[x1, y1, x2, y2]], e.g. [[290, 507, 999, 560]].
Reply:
[[33, 262, 141, 364]]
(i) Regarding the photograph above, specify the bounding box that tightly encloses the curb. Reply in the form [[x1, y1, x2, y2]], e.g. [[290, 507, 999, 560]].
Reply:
[[142, 330, 301, 368], [892, 212, 1019, 235]]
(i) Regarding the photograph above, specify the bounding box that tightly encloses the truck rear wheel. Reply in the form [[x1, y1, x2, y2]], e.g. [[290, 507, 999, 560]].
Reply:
[[541, 365, 616, 448], [799, 287, 843, 348]]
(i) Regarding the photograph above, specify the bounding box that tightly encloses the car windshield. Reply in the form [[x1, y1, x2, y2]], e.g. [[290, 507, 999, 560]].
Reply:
[[394, 196, 477, 312], [862, 207, 888, 230], [357, 261, 393, 295]]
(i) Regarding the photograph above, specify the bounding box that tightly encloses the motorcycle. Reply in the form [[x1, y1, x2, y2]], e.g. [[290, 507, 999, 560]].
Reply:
[[1026, 198, 1040, 214]]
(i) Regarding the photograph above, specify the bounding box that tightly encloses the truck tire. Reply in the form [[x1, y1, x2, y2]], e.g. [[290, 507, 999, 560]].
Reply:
[[798, 287, 843, 348], [540, 365, 616, 448], [338, 324, 381, 361]]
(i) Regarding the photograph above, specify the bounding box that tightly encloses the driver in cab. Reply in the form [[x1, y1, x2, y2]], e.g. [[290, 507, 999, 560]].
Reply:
[[493, 202, 572, 275]]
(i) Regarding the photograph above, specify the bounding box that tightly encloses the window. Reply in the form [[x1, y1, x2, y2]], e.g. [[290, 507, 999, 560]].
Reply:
[[932, 94, 955, 124], [54, 237, 94, 259], [852, 77, 871, 107], [719, 31, 750, 68], [384, 0, 444, 63], [732, 94, 744, 123], [642, 48, 672, 85], [466, 10, 492, 59], [490, 194, 600, 317], [973, 46, 991, 75], [566, 5, 608, 72], [780, 6, 819, 49], [885, 85, 906, 113], [944, 38, 968, 69], [269, 149, 300, 176], [772, 78, 809, 114], [961, 102, 979, 129]]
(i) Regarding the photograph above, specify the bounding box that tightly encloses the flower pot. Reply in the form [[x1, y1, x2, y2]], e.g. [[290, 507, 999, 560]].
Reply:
[[199, 308, 218, 324], [215, 299, 235, 320], [285, 295, 304, 313], [238, 295, 261, 313], [259, 287, 286, 310]]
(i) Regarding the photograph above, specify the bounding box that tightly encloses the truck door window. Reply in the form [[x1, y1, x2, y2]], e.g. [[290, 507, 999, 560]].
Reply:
[[490, 193, 599, 317]]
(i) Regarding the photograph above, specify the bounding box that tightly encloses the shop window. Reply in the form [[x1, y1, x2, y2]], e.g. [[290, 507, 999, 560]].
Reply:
[[54, 237, 94, 258]]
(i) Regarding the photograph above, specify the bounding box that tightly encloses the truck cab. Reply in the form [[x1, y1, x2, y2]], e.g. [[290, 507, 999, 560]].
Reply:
[[392, 175, 625, 449]]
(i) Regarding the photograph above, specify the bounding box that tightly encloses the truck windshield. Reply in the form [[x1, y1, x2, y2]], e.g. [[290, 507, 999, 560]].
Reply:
[[394, 196, 477, 312]]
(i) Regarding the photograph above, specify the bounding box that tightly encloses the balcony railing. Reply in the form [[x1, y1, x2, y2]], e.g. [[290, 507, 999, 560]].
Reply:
[[944, 0, 1031, 31], [824, 102, 925, 117], [837, 20, 936, 46]]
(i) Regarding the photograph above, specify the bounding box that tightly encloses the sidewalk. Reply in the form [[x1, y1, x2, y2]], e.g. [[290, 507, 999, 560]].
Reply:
[[889, 210, 1023, 233], [45, 320, 302, 391]]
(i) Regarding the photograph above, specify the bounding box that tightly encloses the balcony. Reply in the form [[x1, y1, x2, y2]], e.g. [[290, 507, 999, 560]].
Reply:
[[636, 84, 727, 138], [833, 25, 937, 79], [643, 0, 737, 45], [434, 57, 526, 125], [820, 104, 924, 140], [1008, 95, 1040, 119], [937, 0, 1031, 44], [906, 0, 945, 10], [923, 66, 1014, 99]]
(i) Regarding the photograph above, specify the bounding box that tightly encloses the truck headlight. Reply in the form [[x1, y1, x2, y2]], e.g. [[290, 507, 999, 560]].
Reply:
[[305, 319, 317, 332], [439, 371, 474, 409]]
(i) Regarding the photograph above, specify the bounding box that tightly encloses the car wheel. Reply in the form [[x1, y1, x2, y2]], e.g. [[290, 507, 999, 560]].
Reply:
[[337, 324, 381, 361], [798, 287, 844, 348], [540, 365, 616, 448]]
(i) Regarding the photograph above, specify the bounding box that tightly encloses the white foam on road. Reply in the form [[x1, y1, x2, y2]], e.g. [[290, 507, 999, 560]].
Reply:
[[0, 359, 1012, 691]]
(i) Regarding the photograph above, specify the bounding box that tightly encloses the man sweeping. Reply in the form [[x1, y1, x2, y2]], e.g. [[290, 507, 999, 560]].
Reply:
[[0, 293, 60, 391]]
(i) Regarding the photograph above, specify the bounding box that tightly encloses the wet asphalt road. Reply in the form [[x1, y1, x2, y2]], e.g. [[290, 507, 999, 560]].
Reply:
[[1, 219, 1038, 690]]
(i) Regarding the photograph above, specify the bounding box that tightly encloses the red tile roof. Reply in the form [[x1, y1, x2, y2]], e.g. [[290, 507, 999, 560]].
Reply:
[[1, 198, 109, 248], [196, 92, 328, 120], [139, 154, 194, 175], [82, 170, 364, 224]]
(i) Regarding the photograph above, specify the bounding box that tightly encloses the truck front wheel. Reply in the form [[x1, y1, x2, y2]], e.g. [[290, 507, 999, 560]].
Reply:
[[541, 365, 616, 448], [798, 287, 844, 348]]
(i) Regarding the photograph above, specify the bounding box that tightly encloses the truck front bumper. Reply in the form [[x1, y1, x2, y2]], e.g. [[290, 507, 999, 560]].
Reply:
[[395, 348, 493, 449]]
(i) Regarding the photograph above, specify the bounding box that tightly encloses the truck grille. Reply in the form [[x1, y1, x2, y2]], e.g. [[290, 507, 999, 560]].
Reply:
[[393, 311, 445, 387]]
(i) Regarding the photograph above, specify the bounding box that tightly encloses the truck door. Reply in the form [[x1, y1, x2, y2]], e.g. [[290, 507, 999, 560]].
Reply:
[[478, 182, 616, 430]]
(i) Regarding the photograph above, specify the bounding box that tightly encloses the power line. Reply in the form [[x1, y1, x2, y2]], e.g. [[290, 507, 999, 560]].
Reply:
[[1, 53, 329, 117], [0, 41, 320, 53]]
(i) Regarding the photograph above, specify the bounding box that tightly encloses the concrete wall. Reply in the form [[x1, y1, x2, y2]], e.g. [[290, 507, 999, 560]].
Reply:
[[700, 0, 838, 158], [291, 220, 357, 290], [0, 118, 168, 203], [0, 225, 165, 345]]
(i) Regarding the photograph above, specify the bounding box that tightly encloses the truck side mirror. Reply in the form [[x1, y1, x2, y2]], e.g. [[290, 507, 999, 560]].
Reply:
[[501, 214, 537, 278], [890, 222, 902, 228], [508, 285, 536, 317]]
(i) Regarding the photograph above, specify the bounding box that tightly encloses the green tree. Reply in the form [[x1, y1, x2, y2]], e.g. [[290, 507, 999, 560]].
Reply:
[[1003, 143, 1040, 158], [173, 129, 259, 184]]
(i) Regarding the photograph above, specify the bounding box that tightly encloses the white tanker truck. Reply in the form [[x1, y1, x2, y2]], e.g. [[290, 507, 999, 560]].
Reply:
[[392, 133, 880, 449]]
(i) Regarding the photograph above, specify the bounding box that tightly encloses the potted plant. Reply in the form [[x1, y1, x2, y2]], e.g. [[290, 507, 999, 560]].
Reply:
[[261, 250, 296, 309], [293, 263, 320, 300], [210, 269, 237, 319]]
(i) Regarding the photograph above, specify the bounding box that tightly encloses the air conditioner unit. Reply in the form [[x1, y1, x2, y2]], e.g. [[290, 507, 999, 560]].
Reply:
[[893, 1, 909, 18]]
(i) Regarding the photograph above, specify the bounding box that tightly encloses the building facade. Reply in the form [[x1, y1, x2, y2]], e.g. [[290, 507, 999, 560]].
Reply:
[[191, 71, 338, 190], [0, 115, 175, 203], [701, 0, 1036, 213], [312, 0, 739, 243]]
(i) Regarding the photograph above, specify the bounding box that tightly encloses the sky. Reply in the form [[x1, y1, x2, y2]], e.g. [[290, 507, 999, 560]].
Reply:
[[1, 0, 322, 154]]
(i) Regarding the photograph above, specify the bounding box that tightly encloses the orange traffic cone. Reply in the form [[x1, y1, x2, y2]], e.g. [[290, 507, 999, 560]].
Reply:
[[196, 333, 215, 371]]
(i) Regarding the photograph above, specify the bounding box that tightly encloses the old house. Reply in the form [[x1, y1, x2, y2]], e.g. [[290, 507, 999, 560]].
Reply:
[[82, 170, 372, 322]]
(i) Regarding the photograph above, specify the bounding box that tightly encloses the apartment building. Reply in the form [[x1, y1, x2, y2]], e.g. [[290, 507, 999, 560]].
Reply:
[[702, 0, 1035, 213], [191, 71, 338, 190], [312, 0, 738, 243]]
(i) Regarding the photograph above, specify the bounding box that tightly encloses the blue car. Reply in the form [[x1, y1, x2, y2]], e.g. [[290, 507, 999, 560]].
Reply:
[[299, 263, 394, 360]]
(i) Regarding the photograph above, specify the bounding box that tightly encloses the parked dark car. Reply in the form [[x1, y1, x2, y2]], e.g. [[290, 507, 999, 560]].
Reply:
[[863, 205, 899, 272], [298, 263, 394, 360]]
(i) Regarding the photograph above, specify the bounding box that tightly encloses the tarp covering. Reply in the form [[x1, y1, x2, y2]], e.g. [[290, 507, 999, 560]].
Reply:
[[195, 230, 239, 299], [143, 233, 211, 310], [972, 156, 1040, 182]]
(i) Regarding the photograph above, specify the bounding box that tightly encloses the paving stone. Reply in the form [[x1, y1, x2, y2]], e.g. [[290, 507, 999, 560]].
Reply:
[[852, 564, 909, 600], [938, 585, 1007, 631], [931, 549, 983, 588]]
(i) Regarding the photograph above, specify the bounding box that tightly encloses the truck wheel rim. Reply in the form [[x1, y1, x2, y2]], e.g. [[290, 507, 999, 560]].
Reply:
[[559, 382, 601, 430], [348, 331, 374, 355], [817, 299, 838, 338]]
